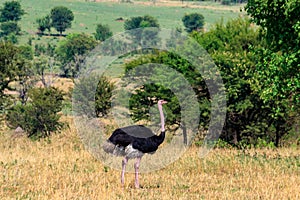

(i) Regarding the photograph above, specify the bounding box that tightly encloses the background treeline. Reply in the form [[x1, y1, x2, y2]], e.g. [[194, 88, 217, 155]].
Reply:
[[0, 0, 299, 148]]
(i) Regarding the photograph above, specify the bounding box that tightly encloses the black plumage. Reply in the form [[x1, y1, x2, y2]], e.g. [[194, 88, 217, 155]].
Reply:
[[107, 125, 165, 154], [102, 100, 167, 188]]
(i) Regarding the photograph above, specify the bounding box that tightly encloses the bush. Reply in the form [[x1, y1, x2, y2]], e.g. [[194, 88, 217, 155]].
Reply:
[[55, 33, 97, 77], [95, 76, 115, 117], [94, 23, 112, 41], [182, 13, 205, 33], [0, 21, 20, 36], [6, 87, 65, 139], [73, 75, 115, 118]]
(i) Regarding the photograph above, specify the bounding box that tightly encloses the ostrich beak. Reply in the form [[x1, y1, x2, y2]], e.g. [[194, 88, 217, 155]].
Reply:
[[161, 100, 168, 104]]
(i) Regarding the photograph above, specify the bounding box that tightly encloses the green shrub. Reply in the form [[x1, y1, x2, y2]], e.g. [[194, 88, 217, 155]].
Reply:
[[73, 75, 115, 118], [6, 87, 65, 139], [182, 13, 205, 33], [94, 23, 112, 41]]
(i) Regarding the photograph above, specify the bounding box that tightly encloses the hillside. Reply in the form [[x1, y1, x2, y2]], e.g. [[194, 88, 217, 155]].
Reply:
[[0, 0, 243, 44]]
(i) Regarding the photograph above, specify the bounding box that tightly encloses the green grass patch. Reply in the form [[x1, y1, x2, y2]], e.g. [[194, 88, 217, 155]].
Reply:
[[0, 0, 243, 44]]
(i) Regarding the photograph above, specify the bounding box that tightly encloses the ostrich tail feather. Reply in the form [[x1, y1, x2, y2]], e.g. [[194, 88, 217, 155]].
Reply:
[[102, 140, 126, 157], [102, 140, 116, 154]]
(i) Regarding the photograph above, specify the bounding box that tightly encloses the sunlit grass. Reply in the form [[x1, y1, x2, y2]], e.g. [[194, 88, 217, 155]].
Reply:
[[0, 0, 242, 44], [1, 118, 299, 199]]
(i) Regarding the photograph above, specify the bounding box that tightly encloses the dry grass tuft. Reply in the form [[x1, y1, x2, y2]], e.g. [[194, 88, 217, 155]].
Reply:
[[0, 122, 299, 199]]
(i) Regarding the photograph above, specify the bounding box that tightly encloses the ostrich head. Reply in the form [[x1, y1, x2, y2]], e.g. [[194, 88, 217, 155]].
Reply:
[[158, 100, 168, 105]]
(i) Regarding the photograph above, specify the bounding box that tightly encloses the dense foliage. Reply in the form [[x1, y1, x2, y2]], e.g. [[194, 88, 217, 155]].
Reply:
[[124, 15, 159, 30], [94, 23, 113, 41], [95, 76, 115, 117], [123, 15, 161, 48], [125, 15, 299, 147], [244, 0, 300, 146], [6, 87, 65, 139], [73, 75, 115, 118], [0, 1, 24, 40], [0, 41, 66, 138], [50, 6, 74, 35], [0, 21, 20, 36], [182, 13, 205, 33], [36, 15, 51, 35], [55, 33, 97, 77], [0, 0, 24, 22], [0, 42, 25, 111]]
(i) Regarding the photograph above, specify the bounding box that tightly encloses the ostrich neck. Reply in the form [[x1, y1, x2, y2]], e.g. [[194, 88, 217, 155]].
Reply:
[[158, 104, 165, 132]]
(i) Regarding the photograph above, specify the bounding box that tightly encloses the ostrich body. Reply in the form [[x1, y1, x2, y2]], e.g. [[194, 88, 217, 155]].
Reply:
[[103, 100, 167, 188]]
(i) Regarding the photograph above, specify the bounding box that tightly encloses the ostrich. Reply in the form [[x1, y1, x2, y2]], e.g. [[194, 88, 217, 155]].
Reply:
[[102, 99, 167, 188]]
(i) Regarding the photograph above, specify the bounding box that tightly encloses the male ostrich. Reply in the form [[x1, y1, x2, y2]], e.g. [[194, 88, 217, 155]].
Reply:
[[102, 100, 167, 188]]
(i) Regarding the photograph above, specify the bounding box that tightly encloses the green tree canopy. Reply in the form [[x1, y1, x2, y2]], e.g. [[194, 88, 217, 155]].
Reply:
[[36, 15, 51, 35], [94, 23, 113, 41], [245, 0, 300, 146], [55, 33, 97, 77], [182, 13, 205, 33], [50, 6, 74, 35], [245, 0, 300, 51], [125, 17, 287, 147], [0, 0, 24, 22], [6, 87, 65, 139], [0, 42, 25, 111], [124, 15, 160, 48], [124, 15, 160, 30], [0, 21, 20, 36], [95, 76, 115, 117], [73, 75, 115, 118]]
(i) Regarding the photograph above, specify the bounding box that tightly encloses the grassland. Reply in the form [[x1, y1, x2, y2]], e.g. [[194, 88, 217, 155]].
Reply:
[[1, 1, 299, 199], [0, 0, 244, 44], [0, 117, 299, 199]]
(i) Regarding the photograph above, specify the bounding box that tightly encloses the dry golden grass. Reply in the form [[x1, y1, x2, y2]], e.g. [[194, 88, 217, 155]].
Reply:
[[1, 119, 299, 199]]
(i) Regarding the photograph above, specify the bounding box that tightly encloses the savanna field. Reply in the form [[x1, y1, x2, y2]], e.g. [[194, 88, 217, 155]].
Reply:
[[1, 117, 299, 199], [1, 86, 300, 199], [0, 0, 299, 199]]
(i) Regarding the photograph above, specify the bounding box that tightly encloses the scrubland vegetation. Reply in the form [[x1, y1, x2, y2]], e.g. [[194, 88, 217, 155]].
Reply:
[[1, 121, 299, 199], [0, 0, 299, 199]]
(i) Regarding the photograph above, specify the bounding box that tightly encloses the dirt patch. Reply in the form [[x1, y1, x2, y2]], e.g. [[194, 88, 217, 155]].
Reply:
[[94, 0, 244, 12]]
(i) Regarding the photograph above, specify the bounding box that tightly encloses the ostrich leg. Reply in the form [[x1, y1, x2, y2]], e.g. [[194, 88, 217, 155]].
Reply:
[[121, 157, 128, 186], [134, 157, 141, 188]]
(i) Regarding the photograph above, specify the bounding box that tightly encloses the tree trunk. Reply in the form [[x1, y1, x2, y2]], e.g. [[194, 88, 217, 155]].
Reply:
[[181, 122, 187, 145], [232, 129, 238, 145], [275, 129, 280, 147]]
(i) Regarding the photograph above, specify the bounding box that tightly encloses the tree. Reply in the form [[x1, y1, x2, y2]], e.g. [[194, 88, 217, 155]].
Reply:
[[94, 23, 112, 41], [0, 21, 20, 36], [6, 87, 65, 139], [124, 15, 160, 48], [73, 75, 115, 118], [50, 6, 74, 35], [245, 0, 300, 51], [95, 76, 115, 117], [182, 13, 205, 33], [245, 0, 300, 146], [36, 15, 51, 35], [192, 17, 280, 146], [124, 51, 208, 145], [124, 15, 160, 30], [125, 17, 275, 147], [0, 0, 24, 22], [55, 33, 97, 77], [32, 55, 51, 87], [0, 42, 25, 111]]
